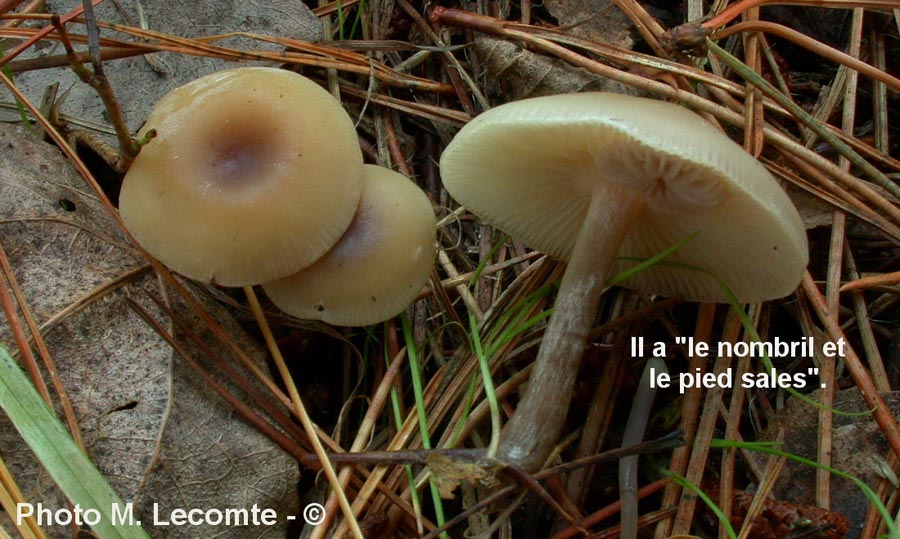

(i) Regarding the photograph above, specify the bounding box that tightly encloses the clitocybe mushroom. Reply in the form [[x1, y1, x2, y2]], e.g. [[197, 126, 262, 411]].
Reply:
[[119, 67, 364, 286], [440, 92, 808, 471], [263, 165, 436, 326]]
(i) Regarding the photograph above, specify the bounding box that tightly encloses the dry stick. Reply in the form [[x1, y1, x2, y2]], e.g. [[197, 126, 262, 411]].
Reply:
[[821, 219, 842, 514], [313, 0, 362, 16], [523, 20, 887, 138], [672, 309, 744, 535], [138, 294, 313, 447], [36, 266, 150, 335], [396, 0, 488, 111], [420, 433, 684, 539], [736, 448, 788, 539], [819, 8, 864, 511], [163, 327, 408, 535], [338, 362, 446, 536], [801, 272, 900, 460], [312, 348, 408, 538], [338, 85, 469, 126], [553, 478, 672, 539], [721, 15, 763, 534], [242, 287, 365, 539], [620, 357, 667, 539], [0, 216, 136, 254], [841, 270, 900, 291], [843, 246, 889, 391], [124, 298, 307, 461], [702, 0, 896, 29], [722, 304, 760, 539], [523, 24, 774, 104], [0, 0, 43, 30], [613, 0, 670, 58], [568, 294, 631, 506], [708, 40, 900, 202], [431, 8, 900, 228], [0, 242, 85, 450], [870, 24, 890, 154], [864, 473, 900, 538], [769, 154, 900, 245], [0, 247, 53, 407], [654, 303, 717, 539], [420, 251, 543, 297], [0, 0, 26, 14], [0, 454, 44, 539], [422, 431, 684, 539], [377, 380, 449, 538], [0, 0, 103, 68], [450, 365, 534, 449], [711, 21, 900, 93], [7, 18, 453, 93], [76, 0, 139, 169], [437, 249, 482, 320], [371, 265, 557, 534], [741, 6, 765, 159], [439, 265, 558, 446]]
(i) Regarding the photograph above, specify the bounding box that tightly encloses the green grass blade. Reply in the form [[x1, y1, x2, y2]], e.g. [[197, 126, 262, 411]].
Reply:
[[659, 469, 737, 539], [467, 312, 501, 458], [399, 314, 449, 539], [608, 231, 700, 286], [0, 344, 149, 539]]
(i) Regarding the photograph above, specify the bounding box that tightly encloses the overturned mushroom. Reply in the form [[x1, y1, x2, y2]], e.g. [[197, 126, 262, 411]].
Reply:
[[119, 67, 364, 286], [263, 165, 436, 326], [440, 92, 808, 471]]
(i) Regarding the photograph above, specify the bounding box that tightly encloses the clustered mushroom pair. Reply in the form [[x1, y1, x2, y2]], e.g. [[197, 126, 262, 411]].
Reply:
[[119, 67, 436, 327], [121, 67, 808, 473]]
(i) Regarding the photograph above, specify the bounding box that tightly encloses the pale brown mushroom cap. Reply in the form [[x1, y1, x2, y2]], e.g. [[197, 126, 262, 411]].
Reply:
[[263, 165, 436, 326], [440, 92, 808, 303], [119, 67, 364, 286]]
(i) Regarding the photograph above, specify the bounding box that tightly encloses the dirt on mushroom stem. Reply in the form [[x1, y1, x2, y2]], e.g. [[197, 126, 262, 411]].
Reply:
[[497, 182, 644, 472]]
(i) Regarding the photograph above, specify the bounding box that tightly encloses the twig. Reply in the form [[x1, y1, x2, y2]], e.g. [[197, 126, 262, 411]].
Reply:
[[711, 20, 900, 92], [243, 287, 365, 539], [801, 272, 900, 460], [419, 432, 684, 539], [54, 4, 138, 171], [840, 270, 900, 292], [706, 40, 900, 201]]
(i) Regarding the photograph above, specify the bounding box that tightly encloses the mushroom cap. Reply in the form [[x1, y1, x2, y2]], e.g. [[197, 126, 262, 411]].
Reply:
[[439, 92, 808, 303], [119, 67, 364, 286], [263, 165, 436, 326]]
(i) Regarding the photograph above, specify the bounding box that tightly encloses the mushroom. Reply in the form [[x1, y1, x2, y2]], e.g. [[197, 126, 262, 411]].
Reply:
[[263, 164, 436, 326], [119, 67, 364, 286], [439, 92, 808, 471]]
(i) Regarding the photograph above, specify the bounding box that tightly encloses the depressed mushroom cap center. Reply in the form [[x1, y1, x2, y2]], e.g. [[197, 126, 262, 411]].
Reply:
[[119, 67, 365, 286], [161, 105, 297, 201], [211, 137, 271, 183], [589, 139, 729, 214]]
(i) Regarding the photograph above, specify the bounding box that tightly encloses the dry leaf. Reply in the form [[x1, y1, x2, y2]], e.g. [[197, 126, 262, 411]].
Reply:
[[6, 0, 322, 132], [545, 0, 634, 50], [475, 37, 637, 101], [426, 453, 498, 499], [758, 389, 900, 538], [0, 123, 298, 538]]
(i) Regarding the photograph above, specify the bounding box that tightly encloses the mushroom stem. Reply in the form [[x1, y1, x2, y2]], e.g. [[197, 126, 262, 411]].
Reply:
[[497, 184, 644, 472]]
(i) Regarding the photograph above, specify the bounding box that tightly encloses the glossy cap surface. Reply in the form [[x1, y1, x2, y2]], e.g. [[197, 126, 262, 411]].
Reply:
[[120, 67, 364, 285]]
